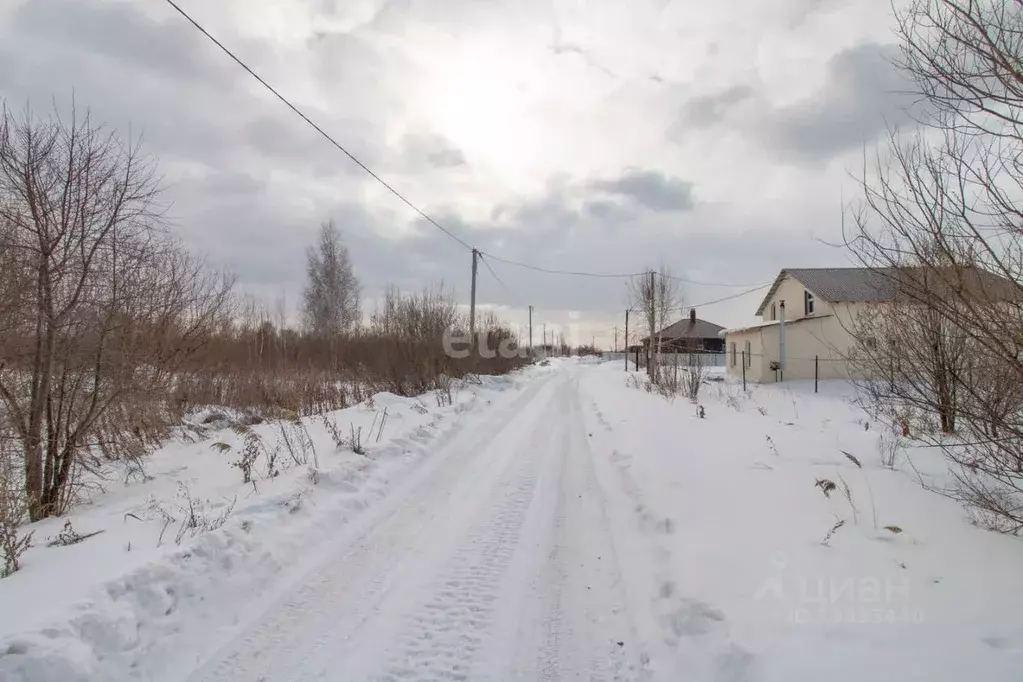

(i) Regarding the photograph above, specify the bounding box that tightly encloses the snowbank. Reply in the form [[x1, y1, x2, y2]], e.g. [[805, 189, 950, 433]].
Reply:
[[0, 369, 538, 682], [578, 365, 1023, 681]]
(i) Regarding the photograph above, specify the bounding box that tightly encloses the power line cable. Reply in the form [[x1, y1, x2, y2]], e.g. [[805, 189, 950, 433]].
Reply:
[[162, 0, 474, 252], [660, 273, 772, 288], [479, 252, 647, 279], [482, 252, 771, 287], [478, 254, 526, 308], [164, 0, 782, 290], [688, 284, 771, 308]]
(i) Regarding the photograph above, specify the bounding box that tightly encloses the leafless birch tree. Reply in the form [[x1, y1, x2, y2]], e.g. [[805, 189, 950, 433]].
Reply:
[[302, 220, 361, 339]]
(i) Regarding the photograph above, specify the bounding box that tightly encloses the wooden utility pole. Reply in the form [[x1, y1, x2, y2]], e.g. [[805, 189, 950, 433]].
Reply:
[[624, 309, 630, 371], [469, 248, 479, 341], [528, 305, 534, 359], [648, 270, 656, 380]]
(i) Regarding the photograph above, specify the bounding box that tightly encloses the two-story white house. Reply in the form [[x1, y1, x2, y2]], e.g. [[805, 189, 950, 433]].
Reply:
[[721, 268, 892, 383], [723, 266, 1019, 383]]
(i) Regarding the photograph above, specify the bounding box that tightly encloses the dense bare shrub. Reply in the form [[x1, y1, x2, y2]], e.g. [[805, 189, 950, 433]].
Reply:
[[170, 296, 522, 419], [683, 351, 707, 403], [0, 100, 525, 528]]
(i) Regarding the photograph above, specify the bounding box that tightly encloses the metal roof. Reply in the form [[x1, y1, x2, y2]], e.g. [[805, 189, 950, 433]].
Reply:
[[754, 266, 1018, 315]]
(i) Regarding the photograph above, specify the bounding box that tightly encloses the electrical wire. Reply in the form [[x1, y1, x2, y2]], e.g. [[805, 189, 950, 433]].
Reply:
[[162, 0, 474, 252], [478, 254, 526, 308], [163, 0, 783, 294], [479, 252, 647, 279], [481, 252, 772, 288], [688, 284, 771, 309], [660, 273, 772, 288]]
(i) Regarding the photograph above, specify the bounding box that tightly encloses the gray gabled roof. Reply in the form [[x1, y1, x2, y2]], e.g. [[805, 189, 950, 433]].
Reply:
[[640, 317, 725, 343], [755, 266, 1019, 315]]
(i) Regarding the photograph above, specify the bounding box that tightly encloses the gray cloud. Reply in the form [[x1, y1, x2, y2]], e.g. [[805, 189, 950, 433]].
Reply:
[[240, 112, 384, 178], [669, 42, 918, 165], [399, 133, 467, 170], [0, 0, 893, 341], [590, 169, 695, 212], [550, 26, 616, 78], [760, 42, 916, 162], [427, 147, 466, 168], [11, 0, 235, 86], [583, 200, 634, 224], [788, 0, 839, 28], [679, 85, 755, 128], [446, 181, 845, 318]]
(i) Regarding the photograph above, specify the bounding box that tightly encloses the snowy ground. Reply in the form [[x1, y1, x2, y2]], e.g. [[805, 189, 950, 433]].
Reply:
[[2, 359, 1022, 681]]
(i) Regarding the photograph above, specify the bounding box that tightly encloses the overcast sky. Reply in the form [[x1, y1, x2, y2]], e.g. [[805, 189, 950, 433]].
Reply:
[[0, 0, 913, 348]]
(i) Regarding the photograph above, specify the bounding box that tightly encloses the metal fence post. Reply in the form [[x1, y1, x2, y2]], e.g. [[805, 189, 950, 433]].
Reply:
[[815, 355, 819, 393], [741, 350, 746, 391]]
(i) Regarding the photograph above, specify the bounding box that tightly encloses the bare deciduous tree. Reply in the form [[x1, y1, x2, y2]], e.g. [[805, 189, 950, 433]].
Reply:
[[848, 270, 973, 435], [847, 0, 1023, 532], [629, 268, 681, 383], [302, 220, 361, 339], [0, 103, 234, 520]]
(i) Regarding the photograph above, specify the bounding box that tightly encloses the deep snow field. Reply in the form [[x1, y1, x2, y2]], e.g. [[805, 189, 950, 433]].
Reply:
[[0, 358, 1020, 681]]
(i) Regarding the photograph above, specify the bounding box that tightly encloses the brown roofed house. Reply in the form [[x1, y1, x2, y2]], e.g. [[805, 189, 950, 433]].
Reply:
[[638, 308, 725, 354]]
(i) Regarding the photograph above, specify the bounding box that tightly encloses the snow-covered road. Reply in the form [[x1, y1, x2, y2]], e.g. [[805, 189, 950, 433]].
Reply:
[[183, 368, 654, 682], [7, 359, 1023, 682]]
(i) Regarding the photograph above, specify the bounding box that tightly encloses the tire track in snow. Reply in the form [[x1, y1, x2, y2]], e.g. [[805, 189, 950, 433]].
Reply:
[[377, 460, 540, 682], [183, 375, 560, 682], [365, 381, 567, 682], [553, 377, 647, 681]]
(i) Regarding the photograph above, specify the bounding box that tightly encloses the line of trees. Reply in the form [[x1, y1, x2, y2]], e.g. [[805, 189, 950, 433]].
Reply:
[[0, 102, 523, 525], [846, 0, 1023, 533]]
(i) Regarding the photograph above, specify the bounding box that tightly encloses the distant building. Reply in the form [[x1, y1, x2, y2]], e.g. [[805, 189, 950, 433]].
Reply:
[[637, 308, 725, 353]]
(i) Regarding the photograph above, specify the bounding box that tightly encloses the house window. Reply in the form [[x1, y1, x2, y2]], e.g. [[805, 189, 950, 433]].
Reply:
[[804, 290, 815, 315], [730, 342, 737, 367], [864, 337, 878, 350], [744, 341, 751, 367], [770, 303, 776, 321]]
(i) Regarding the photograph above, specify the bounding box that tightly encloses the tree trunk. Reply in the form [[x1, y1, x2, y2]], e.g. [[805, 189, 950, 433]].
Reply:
[[25, 271, 56, 521]]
